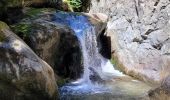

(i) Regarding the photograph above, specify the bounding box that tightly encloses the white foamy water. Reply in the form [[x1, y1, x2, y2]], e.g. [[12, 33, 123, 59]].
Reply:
[[102, 61, 124, 76], [77, 27, 123, 83]]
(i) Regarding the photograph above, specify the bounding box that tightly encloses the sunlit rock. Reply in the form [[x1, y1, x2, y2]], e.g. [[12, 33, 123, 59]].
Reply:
[[90, 0, 170, 84], [0, 22, 57, 100]]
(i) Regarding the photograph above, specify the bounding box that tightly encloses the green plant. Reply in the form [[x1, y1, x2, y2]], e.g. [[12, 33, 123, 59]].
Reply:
[[11, 23, 31, 39], [24, 8, 55, 18], [0, 34, 5, 42], [110, 58, 117, 65], [63, 0, 82, 12]]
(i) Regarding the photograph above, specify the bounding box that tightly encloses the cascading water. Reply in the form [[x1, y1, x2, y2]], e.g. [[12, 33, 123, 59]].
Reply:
[[53, 11, 124, 98]]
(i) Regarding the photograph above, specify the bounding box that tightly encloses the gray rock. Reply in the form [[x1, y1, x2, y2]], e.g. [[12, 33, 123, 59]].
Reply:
[[90, 0, 170, 83], [149, 76, 170, 100], [30, 19, 82, 80], [84, 13, 108, 36], [0, 22, 57, 100]]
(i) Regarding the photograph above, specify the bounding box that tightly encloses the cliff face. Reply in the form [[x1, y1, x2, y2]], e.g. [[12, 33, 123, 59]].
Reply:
[[89, 0, 170, 84]]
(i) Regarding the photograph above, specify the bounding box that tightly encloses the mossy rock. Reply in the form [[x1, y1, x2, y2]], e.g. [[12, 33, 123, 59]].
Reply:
[[0, 0, 22, 10], [10, 7, 56, 39], [0, 32, 5, 42], [10, 23, 31, 40], [0, 21, 9, 30], [7, 0, 23, 7], [57, 78, 70, 87], [110, 58, 121, 70], [10, 8, 56, 40], [110, 58, 117, 65], [24, 7, 55, 18], [0, 21, 9, 42]]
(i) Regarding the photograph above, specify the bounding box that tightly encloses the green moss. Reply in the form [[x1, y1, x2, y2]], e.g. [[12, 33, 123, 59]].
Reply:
[[63, 0, 82, 12], [25, 8, 55, 18], [110, 58, 121, 70], [57, 78, 69, 87], [7, 0, 23, 7], [110, 58, 117, 65], [0, 34, 5, 42], [0, 21, 9, 42], [0, 21, 9, 30], [11, 23, 31, 39]]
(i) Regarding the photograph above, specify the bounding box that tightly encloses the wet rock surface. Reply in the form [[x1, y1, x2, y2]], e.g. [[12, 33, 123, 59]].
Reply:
[[0, 21, 57, 100]]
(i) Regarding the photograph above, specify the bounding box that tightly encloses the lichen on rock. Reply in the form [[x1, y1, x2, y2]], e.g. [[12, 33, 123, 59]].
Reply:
[[0, 21, 9, 30], [0, 21, 9, 42]]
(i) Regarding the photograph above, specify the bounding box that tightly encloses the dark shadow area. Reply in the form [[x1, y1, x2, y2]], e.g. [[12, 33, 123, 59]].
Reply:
[[53, 29, 83, 80], [0, 7, 24, 24], [75, 0, 91, 12], [29, 1, 63, 10], [99, 29, 111, 59], [56, 47, 83, 80]]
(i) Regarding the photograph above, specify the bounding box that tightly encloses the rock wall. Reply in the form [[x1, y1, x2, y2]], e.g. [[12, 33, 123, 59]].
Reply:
[[89, 0, 170, 84]]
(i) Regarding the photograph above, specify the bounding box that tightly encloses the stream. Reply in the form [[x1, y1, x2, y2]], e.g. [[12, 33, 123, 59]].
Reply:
[[53, 11, 153, 100]]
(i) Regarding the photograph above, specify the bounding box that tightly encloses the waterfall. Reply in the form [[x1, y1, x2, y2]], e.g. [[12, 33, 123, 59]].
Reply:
[[77, 27, 100, 84], [53, 11, 123, 96], [76, 26, 123, 84]]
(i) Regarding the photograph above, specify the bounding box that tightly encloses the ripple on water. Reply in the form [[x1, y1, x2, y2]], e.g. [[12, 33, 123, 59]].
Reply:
[[59, 77, 153, 100]]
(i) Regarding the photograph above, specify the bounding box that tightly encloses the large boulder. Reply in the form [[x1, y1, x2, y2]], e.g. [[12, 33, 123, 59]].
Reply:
[[0, 21, 57, 100], [90, 0, 170, 84], [11, 8, 83, 80]]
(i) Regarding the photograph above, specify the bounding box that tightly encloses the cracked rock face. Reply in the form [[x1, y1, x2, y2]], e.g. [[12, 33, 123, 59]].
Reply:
[[0, 25, 57, 100], [90, 0, 170, 83]]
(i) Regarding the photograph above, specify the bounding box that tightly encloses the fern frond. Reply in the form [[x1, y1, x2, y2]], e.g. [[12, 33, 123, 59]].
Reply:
[[63, 0, 82, 11]]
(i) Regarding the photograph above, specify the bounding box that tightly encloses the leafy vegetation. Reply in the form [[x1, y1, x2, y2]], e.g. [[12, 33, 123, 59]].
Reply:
[[25, 8, 51, 17], [63, 0, 82, 12], [11, 23, 31, 39]]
